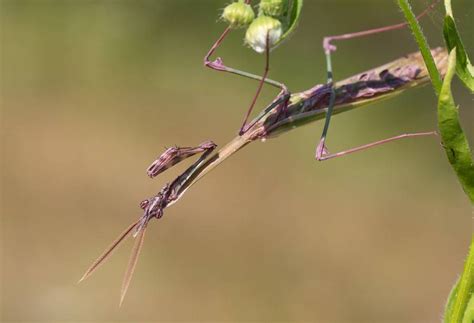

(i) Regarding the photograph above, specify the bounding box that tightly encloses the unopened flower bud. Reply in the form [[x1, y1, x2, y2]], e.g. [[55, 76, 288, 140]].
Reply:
[[245, 15, 282, 53], [221, 1, 255, 29], [259, 0, 288, 18]]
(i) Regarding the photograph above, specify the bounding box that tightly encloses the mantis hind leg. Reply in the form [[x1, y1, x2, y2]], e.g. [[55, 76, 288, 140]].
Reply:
[[316, 131, 438, 161], [315, 0, 440, 161]]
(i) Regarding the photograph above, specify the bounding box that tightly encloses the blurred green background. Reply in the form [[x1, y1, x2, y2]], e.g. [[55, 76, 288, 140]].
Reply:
[[1, 0, 473, 322]]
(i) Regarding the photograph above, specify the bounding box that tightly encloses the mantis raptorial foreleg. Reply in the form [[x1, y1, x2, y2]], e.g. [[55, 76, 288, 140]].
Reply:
[[147, 140, 217, 178], [315, 0, 440, 161]]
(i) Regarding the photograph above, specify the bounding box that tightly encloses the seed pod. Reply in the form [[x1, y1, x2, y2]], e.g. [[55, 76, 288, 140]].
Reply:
[[259, 0, 288, 18], [221, 0, 255, 29], [245, 15, 282, 53]]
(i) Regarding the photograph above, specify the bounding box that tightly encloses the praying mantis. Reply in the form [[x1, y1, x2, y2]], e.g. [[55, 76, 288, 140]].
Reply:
[[79, 0, 448, 306]]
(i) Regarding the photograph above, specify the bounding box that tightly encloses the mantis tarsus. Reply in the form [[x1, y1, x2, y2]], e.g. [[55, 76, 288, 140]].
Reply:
[[79, 1, 448, 305]]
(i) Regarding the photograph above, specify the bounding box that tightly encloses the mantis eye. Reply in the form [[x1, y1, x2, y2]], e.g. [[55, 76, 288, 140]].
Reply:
[[139, 199, 149, 210], [221, 1, 255, 29], [259, 0, 288, 18], [245, 15, 282, 53]]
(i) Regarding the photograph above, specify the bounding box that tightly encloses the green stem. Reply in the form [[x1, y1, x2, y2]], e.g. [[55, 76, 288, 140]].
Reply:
[[439, 50, 474, 323], [397, 1, 474, 320], [449, 236, 474, 323], [397, 0, 443, 95]]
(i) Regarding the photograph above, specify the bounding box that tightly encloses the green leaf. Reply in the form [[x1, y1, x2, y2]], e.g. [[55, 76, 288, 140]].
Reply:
[[439, 49, 474, 322], [275, 0, 303, 46], [444, 279, 459, 323], [446, 260, 474, 323], [441, 2, 474, 322], [397, 0, 443, 95], [462, 292, 474, 323], [445, 237, 474, 323], [443, 9, 474, 91], [437, 49, 474, 203]]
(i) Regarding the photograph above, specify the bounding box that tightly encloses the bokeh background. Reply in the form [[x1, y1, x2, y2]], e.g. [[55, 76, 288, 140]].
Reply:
[[1, 0, 473, 322]]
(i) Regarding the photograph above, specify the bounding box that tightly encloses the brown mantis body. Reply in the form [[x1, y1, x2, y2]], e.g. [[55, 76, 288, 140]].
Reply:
[[79, 47, 448, 305], [79, 1, 448, 305]]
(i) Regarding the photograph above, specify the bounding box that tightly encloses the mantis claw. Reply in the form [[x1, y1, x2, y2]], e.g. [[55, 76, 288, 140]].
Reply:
[[315, 139, 329, 161]]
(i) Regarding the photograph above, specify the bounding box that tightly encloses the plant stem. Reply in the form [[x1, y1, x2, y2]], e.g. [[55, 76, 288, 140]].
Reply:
[[437, 50, 474, 323], [397, 2, 474, 320], [398, 0, 443, 95], [450, 236, 474, 323]]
